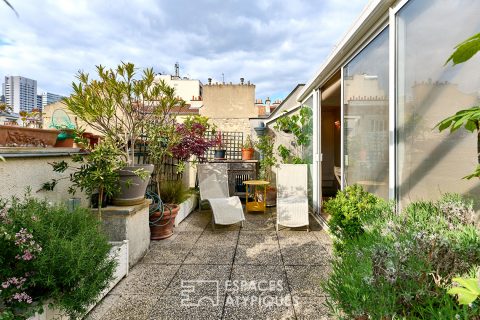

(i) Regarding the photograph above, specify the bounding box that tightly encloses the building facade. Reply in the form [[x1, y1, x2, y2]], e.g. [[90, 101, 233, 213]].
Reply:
[[3, 76, 37, 113], [297, 0, 480, 215], [41, 92, 64, 110]]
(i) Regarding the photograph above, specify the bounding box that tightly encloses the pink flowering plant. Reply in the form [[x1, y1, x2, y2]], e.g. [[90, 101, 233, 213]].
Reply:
[[0, 195, 115, 319]]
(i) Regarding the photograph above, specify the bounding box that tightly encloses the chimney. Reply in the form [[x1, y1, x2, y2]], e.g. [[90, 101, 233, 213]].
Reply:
[[208, 78, 212, 85], [265, 97, 271, 115], [240, 77, 244, 85]]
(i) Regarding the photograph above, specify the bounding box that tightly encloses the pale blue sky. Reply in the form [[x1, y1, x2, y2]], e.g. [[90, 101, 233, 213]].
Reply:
[[0, 0, 368, 100]]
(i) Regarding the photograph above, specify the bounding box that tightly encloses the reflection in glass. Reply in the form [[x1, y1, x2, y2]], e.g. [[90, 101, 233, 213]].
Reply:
[[343, 28, 389, 199], [396, 0, 480, 205]]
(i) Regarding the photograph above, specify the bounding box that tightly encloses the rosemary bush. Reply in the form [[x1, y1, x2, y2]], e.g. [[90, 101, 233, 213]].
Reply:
[[323, 193, 480, 319], [0, 197, 116, 319]]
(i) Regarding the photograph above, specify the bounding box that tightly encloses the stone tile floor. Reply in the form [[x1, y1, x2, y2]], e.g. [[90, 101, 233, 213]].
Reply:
[[87, 208, 333, 320]]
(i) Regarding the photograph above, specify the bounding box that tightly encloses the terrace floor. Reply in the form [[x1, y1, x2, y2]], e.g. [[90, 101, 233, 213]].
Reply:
[[87, 207, 333, 320]]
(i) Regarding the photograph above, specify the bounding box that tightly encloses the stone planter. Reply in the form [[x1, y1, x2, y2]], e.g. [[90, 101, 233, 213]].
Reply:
[[0, 125, 58, 147], [150, 204, 180, 240], [175, 194, 198, 227], [112, 164, 154, 206]]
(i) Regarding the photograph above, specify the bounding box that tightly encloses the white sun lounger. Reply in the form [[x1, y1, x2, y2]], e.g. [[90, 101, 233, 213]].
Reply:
[[197, 163, 245, 229], [276, 164, 309, 231]]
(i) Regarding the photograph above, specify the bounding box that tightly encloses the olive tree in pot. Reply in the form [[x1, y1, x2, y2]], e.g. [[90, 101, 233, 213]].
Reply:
[[64, 62, 175, 206]]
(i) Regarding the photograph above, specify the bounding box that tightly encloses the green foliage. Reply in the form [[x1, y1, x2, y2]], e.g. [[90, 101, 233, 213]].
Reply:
[[324, 185, 386, 252], [323, 193, 480, 319], [65, 62, 184, 165], [445, 32, 480, 66], [41, 140, 125, 209], [159, 180, 190, 204], [448, 276, 480, 305], [273, 106, 313, 164], [255, 134, 277, 181], [0, 197, 116, 319], [242, 135, 254, 149], [437, 33, 480, 179]]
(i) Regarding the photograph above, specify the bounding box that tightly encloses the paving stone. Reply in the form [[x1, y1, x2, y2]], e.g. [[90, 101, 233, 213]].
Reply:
[[223, 293, 296, 320], [141, 246, 191, 264], [281, 243, 330, 266], [242, 218, 276, 231], [164, 264, 231, 297], [149, 231, 203, 249], [149, 295, 225, 320], [85, 294, 120, 320], [293, 296, 333, 320], [184, 246, 236, 264], [229, 265, 289, 296], [195, 231, 239, 247], [99, 295, 157, 320], [110, 263, 180, 296], [285, 266, 330, 297], [238, 230, 278, 246], [234, 243, 282, 265], [277, 231, 320, 247]]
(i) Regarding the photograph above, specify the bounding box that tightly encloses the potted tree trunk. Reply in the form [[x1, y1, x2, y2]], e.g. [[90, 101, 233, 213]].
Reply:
[[64, 62, 178, 206], [255, 133, 277, 206]]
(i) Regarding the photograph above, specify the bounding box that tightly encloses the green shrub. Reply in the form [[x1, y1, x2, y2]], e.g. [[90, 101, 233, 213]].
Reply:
[[323, 193, 480, 319], [324, 185, 387, 252], [0, 197, 116, 319], [159, 180, 190, 204]]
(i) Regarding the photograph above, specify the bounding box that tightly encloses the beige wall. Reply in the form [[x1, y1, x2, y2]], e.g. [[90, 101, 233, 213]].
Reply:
[[42, 101, 103, 136], [155, 75, 202, 103], [0, 151, 88, 206], [201, 84, 256, 119]]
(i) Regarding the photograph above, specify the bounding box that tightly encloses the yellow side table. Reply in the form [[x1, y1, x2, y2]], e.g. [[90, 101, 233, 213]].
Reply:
[[243, 180, 269, 214]]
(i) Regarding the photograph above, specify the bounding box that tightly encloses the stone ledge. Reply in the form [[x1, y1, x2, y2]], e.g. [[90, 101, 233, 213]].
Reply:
[[0, 147, 84, 158], [98, 199, 152, 217]]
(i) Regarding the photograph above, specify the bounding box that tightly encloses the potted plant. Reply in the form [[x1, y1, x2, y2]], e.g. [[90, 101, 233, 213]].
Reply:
[[149, 180, 190, 239], [53, 125, 76, 148], [64, 62, 174, 206], [255, 133, 277, 206], [147, 114, 215, 239], [273, 106, 313, 204], [41, 138, 125, 218], [213, 130, 226, 159], [0, 107, 58, 147], [241, 134, 255, 160]]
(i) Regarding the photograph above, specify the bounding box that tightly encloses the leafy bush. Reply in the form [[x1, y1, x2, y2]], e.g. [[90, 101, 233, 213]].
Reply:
[[159, 180, 190, 204], [324, 185, 387, 252], [323, 193, 480, 319], [0, 197, 116, 319]]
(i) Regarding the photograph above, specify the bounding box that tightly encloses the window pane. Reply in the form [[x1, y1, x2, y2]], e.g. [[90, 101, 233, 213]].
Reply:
[[343, 28, 389, 199], [396, 0, 480, 205]]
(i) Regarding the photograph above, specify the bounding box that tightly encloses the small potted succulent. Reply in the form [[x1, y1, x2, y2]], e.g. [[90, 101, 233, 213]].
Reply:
[[241, 134, 255, 160]]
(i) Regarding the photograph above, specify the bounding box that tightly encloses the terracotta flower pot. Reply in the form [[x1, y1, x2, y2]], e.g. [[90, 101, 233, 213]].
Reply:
[[0, 125, 58, 147], [150, 204, 180, 240], [266, 186, 277, 207], [54, 137, 74, 147], [241, 148, 254, 160]]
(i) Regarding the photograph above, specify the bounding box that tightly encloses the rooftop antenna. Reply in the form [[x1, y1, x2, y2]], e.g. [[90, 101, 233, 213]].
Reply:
[[174, 62, 180, 77]]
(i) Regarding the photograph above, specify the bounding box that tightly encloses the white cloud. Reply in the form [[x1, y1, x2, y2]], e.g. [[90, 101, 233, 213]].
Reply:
[[0, 0, 368, 99]]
